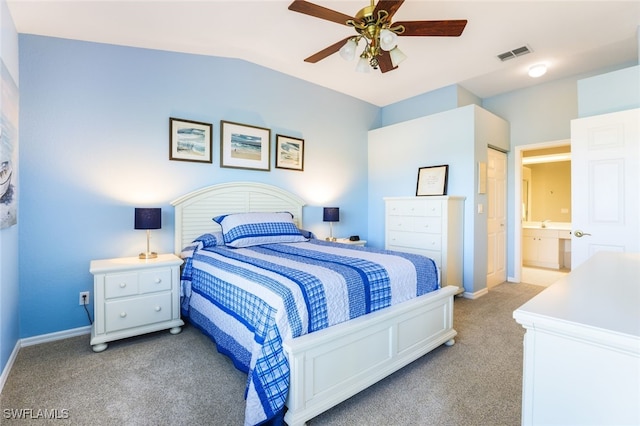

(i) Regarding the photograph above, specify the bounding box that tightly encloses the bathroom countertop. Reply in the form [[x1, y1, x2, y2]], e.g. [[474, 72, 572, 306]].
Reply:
[[522, 221, 572, 231]]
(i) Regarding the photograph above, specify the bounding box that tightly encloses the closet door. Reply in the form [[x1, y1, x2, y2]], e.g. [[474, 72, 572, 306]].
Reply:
[[487, 148, 507, 288]]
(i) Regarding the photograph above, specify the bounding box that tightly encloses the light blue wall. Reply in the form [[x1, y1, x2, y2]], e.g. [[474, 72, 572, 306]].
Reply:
[[18, 35, 380, 338], [578, 65, 640, 117], [380, 84, 481, 127], [0, 0, 20, 379]]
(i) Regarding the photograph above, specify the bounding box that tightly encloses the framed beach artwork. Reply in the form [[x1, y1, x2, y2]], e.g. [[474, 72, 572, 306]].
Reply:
[[169, 117, 213, 163], [416, 165, 449, 196], [220, 120, 271, 171], [1, 59, 18, 229], [275, 135, 304, 171]]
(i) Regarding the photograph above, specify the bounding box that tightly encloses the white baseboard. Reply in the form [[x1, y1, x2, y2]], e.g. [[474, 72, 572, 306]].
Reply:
[[462, 287, 489, 299], [0, 340, 20, 395], [20, 326, 91, 347], [0, 326, 91, 395]]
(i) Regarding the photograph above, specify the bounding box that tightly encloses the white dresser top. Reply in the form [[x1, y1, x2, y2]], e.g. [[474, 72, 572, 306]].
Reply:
[[514, 251, 640, 339]]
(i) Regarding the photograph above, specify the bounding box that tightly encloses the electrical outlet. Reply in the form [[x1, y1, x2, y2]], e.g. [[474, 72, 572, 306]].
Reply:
[[79, 291, 90, 306]]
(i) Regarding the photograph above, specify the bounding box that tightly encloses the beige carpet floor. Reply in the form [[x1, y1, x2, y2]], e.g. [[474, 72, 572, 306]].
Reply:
[[1, 282, 544, 425]]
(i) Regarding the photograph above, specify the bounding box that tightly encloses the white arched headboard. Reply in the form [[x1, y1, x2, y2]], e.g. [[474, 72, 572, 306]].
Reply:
[[170, 181, 306, 254]]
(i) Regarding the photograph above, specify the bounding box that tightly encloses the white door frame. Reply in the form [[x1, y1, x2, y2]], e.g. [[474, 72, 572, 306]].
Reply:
[[513, 139, 570, 283]]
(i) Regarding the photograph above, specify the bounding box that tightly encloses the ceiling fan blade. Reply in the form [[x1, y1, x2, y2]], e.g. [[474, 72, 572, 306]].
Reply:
[[395, 20, 468, 37], [304, 37, 353, 63], [289, 1, 356, 26], [377, 50, 398, 73], [374, 0, 405, 22]]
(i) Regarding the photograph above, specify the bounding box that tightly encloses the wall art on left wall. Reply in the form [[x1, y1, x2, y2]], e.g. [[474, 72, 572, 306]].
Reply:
[[1, 59, 18, 229]]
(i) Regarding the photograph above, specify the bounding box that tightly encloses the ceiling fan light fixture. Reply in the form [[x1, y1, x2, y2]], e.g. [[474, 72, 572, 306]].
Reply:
[[528, 63, 547, 78], [289, 0, 467, 74], [339, 38, 358, 61], [355, 55, 371, 73], [379, 29, 398, 51], [389, 46, 407, 68]]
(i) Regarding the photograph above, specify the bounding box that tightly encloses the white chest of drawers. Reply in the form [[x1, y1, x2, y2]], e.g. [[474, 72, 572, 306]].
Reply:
[[89, 253, 184, 352], [513, 252, 640, 425], [384, 196, 465, 292]]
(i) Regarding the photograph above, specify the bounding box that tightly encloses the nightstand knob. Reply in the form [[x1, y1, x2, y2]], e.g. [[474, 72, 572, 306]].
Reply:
[[154, 278, 162, 284], [155, 306, 161, 312], [120, 312, 127, 318], [119, 282, 126, 288]]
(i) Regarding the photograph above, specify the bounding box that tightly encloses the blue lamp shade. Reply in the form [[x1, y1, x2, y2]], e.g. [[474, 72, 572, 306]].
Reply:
[[134, 208, 161, 230], [323, 207, 339, 223]]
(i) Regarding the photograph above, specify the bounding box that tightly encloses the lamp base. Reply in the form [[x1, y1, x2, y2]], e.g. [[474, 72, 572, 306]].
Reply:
[[139, 252, 158, 259]]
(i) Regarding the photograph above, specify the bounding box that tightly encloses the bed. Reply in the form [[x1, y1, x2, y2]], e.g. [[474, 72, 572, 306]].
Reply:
[[171, 182, 458, 426]]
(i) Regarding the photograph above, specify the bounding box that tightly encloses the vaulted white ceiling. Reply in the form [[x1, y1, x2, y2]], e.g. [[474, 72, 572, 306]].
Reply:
[[7, 1, 640, 106]]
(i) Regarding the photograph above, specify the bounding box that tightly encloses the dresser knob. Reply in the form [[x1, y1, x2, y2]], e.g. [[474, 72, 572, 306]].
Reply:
[[120, 312, 127, 318], [155, 278, 162, 284], [119, 282, 126, 288], [155, 306, 161, 312]]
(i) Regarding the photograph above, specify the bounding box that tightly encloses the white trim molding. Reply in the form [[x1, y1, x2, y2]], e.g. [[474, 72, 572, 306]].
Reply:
[[1, 326, 91, 394]]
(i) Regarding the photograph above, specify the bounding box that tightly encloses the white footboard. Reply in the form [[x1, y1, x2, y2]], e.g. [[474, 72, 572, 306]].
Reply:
[[283, 285, 458, 426]]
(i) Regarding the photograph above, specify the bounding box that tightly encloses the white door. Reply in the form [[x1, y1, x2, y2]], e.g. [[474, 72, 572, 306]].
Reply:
[[571, 108, 639, 268], [487, 148, 507, 287]]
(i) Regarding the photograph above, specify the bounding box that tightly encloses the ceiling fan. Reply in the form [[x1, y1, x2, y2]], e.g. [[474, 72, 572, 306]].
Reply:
[[288, 0, 467, 73]]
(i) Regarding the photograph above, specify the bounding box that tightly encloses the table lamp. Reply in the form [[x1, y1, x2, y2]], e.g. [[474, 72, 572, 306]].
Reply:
[[323, 207, 339, 242], [135, 208, 161, 259]]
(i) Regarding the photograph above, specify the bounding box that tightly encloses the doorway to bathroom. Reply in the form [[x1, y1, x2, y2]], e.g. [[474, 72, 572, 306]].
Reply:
[[514, 140, 571, 286]]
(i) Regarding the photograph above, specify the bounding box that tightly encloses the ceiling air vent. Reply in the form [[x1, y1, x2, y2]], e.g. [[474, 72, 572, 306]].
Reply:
[[497, 45, 532, 62]]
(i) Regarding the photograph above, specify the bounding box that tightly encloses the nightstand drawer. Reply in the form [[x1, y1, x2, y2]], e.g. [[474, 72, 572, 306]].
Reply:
[[139, 268, 172, 294], [105, 292, 172, 332], [104, 272, 139, 299]]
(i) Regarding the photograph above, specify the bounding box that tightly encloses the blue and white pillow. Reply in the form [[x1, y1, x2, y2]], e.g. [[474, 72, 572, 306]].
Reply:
[[213, 212, 308, 248], [194, 232, 225, 248]]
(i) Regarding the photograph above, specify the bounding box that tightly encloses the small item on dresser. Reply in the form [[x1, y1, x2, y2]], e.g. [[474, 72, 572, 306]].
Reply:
[[349, 235, 360, 241]]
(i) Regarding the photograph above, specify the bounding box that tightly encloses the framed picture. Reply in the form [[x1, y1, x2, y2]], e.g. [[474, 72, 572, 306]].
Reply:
[[416, 165, 449, 196], [169, 117, 213, 163], [275, 135, 304, 171], [220, 120, 271, 171]]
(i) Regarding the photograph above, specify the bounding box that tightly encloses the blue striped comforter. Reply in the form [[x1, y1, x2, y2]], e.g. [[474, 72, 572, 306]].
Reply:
[[180, 238, 439, 426]]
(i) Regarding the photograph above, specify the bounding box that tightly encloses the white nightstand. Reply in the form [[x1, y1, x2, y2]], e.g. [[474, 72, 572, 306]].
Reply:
[[89, 253, 184, 352], [335, 238, 367, 247]]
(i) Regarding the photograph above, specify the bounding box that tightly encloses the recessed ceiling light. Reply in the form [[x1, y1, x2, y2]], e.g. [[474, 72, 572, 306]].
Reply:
[[528, 64, 547, 78]]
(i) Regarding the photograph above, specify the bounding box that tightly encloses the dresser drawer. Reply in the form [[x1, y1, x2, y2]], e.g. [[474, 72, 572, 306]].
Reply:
[[387, 199, 442, 217], [388, 216, 441, 233], [413, 216, 441, 233], [139, 268, 172, 294], [105, 292, 172, 332], [104, 272, 139, 299], [387, 231, 441, 251]]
